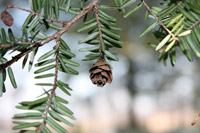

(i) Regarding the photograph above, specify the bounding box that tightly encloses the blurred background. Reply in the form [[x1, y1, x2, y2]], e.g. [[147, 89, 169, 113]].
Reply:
[[1, 0, 200, 133]]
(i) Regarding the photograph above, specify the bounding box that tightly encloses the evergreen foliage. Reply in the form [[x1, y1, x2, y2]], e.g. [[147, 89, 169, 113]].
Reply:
[[0, 0, 200, 132]]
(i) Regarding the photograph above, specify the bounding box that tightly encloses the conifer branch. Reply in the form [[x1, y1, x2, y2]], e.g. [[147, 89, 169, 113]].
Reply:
[[94, 4, 103, 61], [37, 37, 60, 133], [142, 0, 178, 41], [0, 46, 38, 70], [0, 0, 101, 71]]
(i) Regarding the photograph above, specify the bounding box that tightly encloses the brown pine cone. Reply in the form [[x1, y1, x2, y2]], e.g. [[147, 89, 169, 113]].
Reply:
[[1, 10, 13, 26], [89, 61, 112, 87]]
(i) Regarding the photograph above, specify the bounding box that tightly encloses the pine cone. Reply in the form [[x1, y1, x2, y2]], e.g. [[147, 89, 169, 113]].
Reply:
[[89, 61, 112, 87], [1, 10, 13, 26]]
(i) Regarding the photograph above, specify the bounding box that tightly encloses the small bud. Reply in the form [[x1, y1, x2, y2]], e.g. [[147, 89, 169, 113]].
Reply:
[[1, 10, 13, 26]]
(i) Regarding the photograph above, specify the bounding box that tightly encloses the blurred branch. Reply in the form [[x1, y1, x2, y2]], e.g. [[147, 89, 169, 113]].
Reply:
[[191, 112, 200, 126], [189, 19, 200, 30]]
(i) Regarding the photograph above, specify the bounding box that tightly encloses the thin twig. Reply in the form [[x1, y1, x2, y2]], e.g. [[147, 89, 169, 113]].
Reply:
[[5, 4, 67, 24], [0, 0, 101, 71], [142, 0, 178, 41], [94, 4, 103, 61], [39, 0, 101, 46], [0, 44, 14, 48], [0, 42, 38, 48], [188, 19, 200, 30], [0, 46, 38, 70], [37, 38, 60, 133]]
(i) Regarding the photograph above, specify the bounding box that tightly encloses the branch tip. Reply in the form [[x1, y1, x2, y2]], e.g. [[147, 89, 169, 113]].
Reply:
[[142, 0, 177, 41]]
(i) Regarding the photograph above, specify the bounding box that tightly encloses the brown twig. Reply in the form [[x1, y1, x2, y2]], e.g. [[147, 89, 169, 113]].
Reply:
[[37, 37, 60, 133], [188, 19, 200, 30], [94, 4, 103, 61], [5, 4, 67, 24], [0, 42, 38, 48], [0, 0, 101, 71], [142, 0, 178, 41], [40, 0, 101, 45], [0, 44, 15, 48], [0, 46, 38, 70]]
